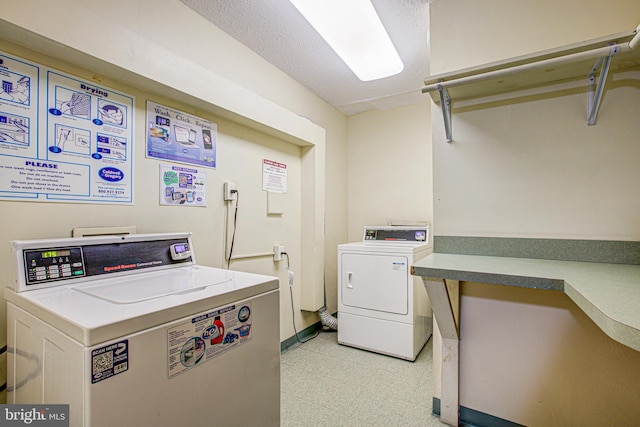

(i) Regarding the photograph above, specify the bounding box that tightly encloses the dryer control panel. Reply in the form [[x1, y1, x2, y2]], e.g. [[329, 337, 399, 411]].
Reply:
[[362, 226, 430, 244]]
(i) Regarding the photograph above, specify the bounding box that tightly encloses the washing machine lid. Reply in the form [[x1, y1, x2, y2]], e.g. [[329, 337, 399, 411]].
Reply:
[[72, 266, 234, 304], [5, 265, 278, 346]]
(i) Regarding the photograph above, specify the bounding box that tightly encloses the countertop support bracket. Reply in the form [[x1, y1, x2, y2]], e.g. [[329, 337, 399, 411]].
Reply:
[[587, 45, 619, 125], [437, 83, 453, 143], [423, 278, 460, 426]]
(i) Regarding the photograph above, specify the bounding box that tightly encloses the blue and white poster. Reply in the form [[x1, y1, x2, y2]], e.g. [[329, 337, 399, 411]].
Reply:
[[0, 51, 134, 204], [146, 100, 217, 168]]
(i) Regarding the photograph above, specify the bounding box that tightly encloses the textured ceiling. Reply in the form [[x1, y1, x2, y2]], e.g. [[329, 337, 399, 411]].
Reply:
[[180, 0, 430, 115]]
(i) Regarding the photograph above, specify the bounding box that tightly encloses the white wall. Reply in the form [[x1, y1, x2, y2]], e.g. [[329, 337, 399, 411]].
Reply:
[[430, 0, 640, 424], [347, 101, 433, 241]]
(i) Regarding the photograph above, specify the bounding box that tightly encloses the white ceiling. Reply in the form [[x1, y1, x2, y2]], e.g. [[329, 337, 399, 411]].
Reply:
[[180, 0, 431, 116]]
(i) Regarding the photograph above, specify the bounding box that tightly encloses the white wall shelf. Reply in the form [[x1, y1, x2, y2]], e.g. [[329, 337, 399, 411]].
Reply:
[[423, 26, 640, 142]]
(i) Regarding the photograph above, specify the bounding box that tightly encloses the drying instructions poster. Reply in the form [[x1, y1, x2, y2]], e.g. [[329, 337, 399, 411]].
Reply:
[[167, 302, 252, 379], [160, 164, 206, 206], [146, 100, 217, 168], [0, 51, 134, 204]]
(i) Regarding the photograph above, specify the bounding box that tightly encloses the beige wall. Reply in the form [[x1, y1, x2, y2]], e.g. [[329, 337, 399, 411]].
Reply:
[[0, 0, 351, 397], [433, 80, 640, 239], [0, 39, 306, 341], [430, 0, 640, 424], [460, 282, 640, 425], [430, 0, 640, 76], [347, 101, 433, 241]]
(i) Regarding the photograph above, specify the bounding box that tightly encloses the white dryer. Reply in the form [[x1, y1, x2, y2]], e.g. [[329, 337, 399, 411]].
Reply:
[[6, 233, 280, 427], [338, 226, 433, 361]]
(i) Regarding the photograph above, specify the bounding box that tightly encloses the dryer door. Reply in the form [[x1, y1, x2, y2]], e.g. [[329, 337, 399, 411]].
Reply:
[[340, 253, 409, 315]]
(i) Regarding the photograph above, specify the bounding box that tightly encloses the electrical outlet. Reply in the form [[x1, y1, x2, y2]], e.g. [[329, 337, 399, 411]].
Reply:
[[224, 181, 236, 201], [273, 245, 285, 262]]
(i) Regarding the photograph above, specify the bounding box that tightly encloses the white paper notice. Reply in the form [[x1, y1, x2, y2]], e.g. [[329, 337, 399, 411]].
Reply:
[[262, 158, 287, 193]]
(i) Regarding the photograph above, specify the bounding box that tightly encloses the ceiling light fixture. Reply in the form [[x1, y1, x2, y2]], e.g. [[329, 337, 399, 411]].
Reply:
[[288, 0, 404, 82]]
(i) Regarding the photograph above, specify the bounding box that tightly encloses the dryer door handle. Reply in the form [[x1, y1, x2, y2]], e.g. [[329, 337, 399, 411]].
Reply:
[[346, 272, 354, 289]]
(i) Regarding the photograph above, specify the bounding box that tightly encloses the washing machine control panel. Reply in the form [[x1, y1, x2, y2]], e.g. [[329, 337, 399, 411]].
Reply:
[[16, 235, 194, 290], [24, 247, 85, 285]]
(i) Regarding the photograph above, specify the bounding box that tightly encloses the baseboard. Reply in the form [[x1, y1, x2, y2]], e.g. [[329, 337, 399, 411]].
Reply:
[[280, 315, 331, 354], [432, 397, 526, 427]]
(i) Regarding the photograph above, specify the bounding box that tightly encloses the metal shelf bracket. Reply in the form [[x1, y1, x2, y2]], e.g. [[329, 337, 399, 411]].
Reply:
[[587, 45, 620, 125], [437, 82, 453, 142]]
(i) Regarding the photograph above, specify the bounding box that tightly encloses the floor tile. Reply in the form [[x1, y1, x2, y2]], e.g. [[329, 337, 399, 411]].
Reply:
[[281, 331, 443, 427]]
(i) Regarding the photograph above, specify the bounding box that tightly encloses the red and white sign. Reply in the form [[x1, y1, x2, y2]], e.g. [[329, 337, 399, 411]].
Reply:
[[262, 158, 287, 193]]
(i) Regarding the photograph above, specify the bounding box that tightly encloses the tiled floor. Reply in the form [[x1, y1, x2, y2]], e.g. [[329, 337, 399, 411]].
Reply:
[[280, 331, 443, 426]]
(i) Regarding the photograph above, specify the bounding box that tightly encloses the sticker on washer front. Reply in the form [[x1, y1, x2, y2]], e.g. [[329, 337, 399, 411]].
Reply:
[[167, 302, 252, 378], [392, 261, 407, 271], [91, 340, 129, 384]]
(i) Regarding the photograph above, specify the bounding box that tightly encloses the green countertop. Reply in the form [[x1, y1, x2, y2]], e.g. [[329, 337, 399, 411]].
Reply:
[[412, 253, 640, 352]]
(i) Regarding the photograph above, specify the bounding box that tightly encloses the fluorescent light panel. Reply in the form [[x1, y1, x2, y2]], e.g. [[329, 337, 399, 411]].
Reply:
[[289, 0, 404, 81]]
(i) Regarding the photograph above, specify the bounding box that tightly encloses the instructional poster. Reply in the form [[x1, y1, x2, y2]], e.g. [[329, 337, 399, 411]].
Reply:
[[0, 51, 134, 203], [146, 101, 217, 168], [167, 302, 252, 379], [159, 164, 206, 206]]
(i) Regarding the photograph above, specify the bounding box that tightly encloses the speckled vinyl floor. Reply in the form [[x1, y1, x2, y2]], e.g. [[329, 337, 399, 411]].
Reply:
[[280, 331, 443, 426]]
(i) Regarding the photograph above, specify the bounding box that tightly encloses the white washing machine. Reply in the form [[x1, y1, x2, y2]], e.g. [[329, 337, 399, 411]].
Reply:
[[5, 233, 280, 427], [338, 226, 433, 361]]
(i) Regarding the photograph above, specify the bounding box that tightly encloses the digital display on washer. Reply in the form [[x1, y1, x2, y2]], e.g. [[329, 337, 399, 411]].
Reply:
[[24, 247, 85, 286], [41, 249, 71, 259]]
